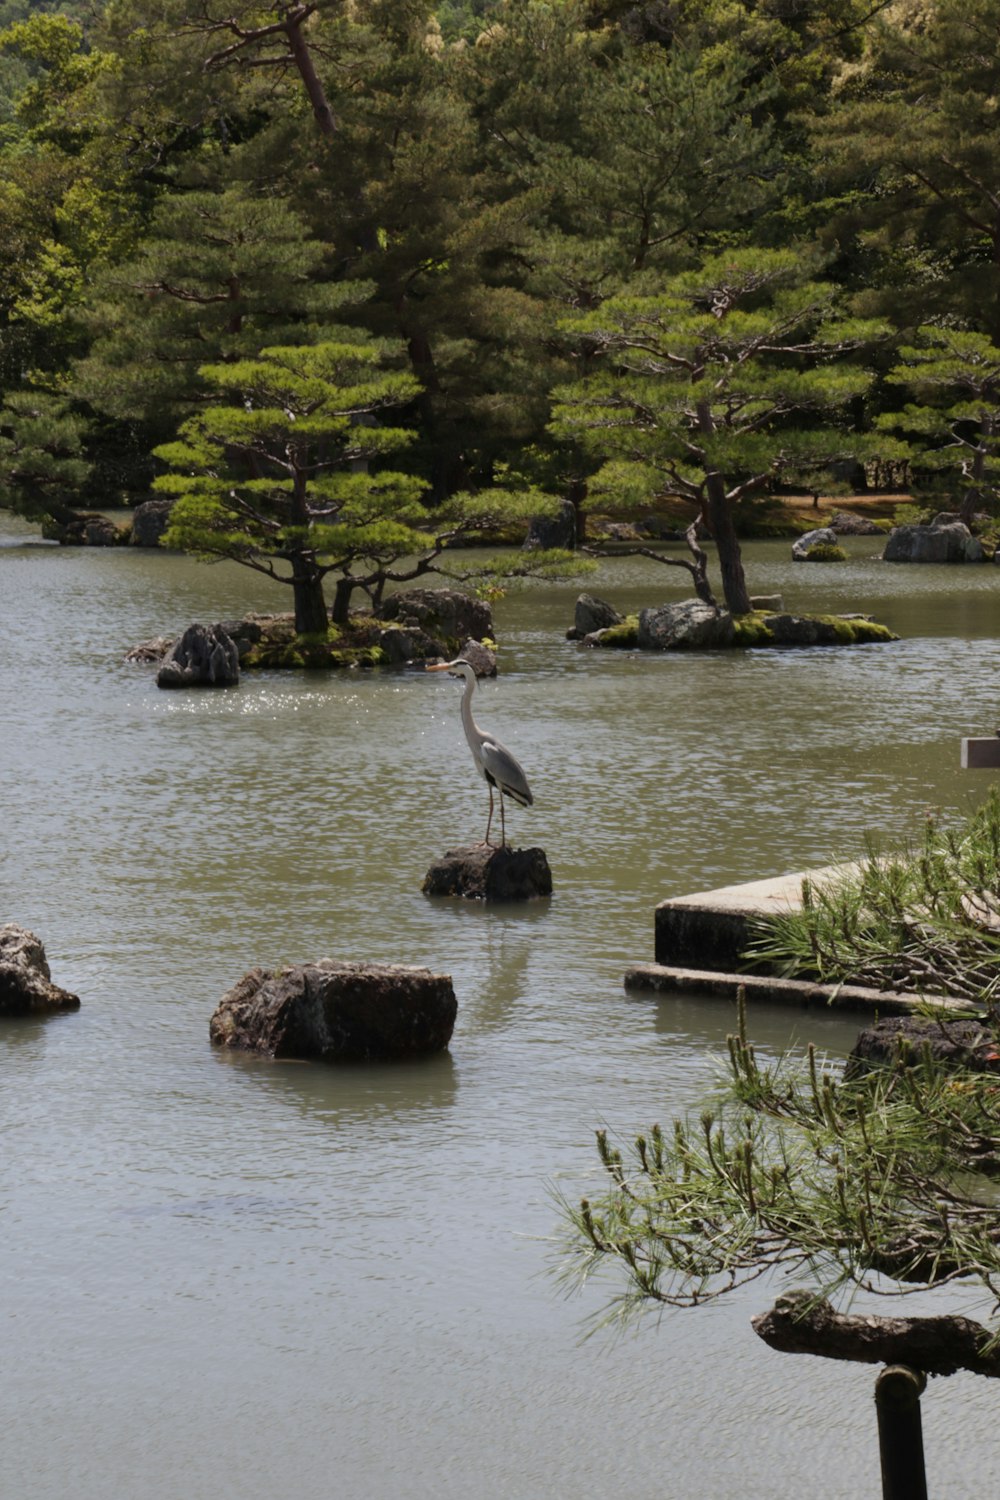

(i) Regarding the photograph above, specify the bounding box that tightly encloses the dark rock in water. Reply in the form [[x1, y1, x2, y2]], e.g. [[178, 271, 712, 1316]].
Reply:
[[883, 521, 984, 563], [378, 588, 493, 650], [210, 960, 457, 1061], [0, 925, 80, 1015], [568, 593, 623, 641], [130, 498, 177, 547], [845, 1016, 1000, 1080], [638, 600, 734, 650], [157, 623, 240, 688], [523, 498, 576, 552], [42, 511, 126, 547], [373, 623, 447, 666], [423, 845, 553, 901]]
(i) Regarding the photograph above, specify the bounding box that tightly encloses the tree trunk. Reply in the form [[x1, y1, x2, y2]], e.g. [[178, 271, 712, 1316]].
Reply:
[[290, 554, 329, 635], [283, 10, 338, 139], [695, 400, 752, 614], [331, 574, 357, 627], [703, 470, 752, 614]]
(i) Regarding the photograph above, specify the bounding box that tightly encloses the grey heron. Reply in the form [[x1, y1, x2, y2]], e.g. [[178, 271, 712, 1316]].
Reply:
[[427, 657, 533, 847]]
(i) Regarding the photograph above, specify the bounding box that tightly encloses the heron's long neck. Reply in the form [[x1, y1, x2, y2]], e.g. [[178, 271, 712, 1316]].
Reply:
[[459, 674, 479, 744]]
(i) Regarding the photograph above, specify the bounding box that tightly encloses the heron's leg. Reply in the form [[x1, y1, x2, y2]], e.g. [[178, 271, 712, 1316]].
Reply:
[[500, 794, 508, 848], [484, 785, 495, 846]]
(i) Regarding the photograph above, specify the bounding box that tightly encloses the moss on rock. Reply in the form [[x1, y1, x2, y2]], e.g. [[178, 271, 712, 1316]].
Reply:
[[594, 615, 639, 648], [800, 543, 848, 562]]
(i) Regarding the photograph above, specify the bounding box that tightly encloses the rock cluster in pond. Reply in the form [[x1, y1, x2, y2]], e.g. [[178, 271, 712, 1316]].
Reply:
[[210, 960, 457, 1061], [130, 587, 496, 679], [573, 595, 896, 650], [844, 1016, 1000, 1080], [0, 925, 80, 1016], [42, 511, 126, 547], [883, 519, 985, 563], [423, 845, 553, 901], [377, 588, 493, 650], [157, 623, 240, 688]]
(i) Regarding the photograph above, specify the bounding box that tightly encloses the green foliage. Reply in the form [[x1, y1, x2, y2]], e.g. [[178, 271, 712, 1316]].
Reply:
[[551, 248, 888, 609], [0, 388, 90, 521], [559, 989, 1000, 1331], [877, 326, 1000, 517], [747, 792, 1000, 1005]]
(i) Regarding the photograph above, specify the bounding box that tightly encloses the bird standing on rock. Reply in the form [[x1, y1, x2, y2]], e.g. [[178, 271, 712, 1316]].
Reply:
[[426, 657, 533, 847]]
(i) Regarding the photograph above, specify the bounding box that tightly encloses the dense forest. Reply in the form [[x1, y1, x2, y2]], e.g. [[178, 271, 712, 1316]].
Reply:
[[1, 0, 998, 616]]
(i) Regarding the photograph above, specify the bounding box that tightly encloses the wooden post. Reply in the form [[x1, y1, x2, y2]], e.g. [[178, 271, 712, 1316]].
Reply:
[[875, 1365, 928, 1500]]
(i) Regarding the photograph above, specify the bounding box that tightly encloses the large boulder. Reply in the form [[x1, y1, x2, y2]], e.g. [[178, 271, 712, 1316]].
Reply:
[[0, 925, 80, 1015], [130, 498, 177, 548], [157, 623, 240, 688], [568, 593, 624, 641], [378, 588, 493, 650], [523, 498, 577, 551], [423, 844, 553, 900], [845, 1016, 1000, 1080], [883, 521, 985, 563], [792, 526, 839, 560], [638, 600, 734, 650], [210, 960, 457, 1061]]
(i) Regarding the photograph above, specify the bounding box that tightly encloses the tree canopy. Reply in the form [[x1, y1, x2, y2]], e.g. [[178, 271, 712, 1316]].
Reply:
[[0, 0, 996, 609]]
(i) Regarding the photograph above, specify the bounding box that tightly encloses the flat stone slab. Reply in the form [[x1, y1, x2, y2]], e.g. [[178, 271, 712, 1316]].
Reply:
[[654, 864, 851, 970], [624, 963, 969, 1015], [423, 845, 552, 901]]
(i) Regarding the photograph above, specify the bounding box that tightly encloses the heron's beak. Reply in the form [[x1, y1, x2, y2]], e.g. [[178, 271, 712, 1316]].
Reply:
[[425, 661, 453, 673]]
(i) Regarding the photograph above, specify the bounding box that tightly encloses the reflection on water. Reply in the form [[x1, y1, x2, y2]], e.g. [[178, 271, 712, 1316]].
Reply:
[[1, 515, 999, 1498]]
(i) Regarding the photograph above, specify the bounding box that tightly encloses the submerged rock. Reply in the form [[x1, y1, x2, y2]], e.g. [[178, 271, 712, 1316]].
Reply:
[[0, 925, 80, 1016], [210, 960, 457, 1061], [156, 623, 240, 688], [423, 844, 553, 901]]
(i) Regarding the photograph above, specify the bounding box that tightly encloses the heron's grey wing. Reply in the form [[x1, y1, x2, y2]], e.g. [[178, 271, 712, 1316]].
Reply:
[[481, 737, 533, 806]]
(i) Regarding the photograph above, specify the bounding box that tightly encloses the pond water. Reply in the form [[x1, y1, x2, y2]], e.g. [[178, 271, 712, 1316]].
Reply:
[[2, 515, 999, 1499]]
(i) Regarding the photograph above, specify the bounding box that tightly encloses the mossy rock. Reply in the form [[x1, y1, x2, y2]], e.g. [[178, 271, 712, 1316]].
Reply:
[[731, 612, 775, 647], [731, 610, 897, 648], [800, 543, 848, 562], [594, 615, 639, 648]]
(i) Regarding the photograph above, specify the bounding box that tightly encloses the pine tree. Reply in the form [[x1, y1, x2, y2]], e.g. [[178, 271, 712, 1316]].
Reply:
[[551, 249, 888, 613]]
